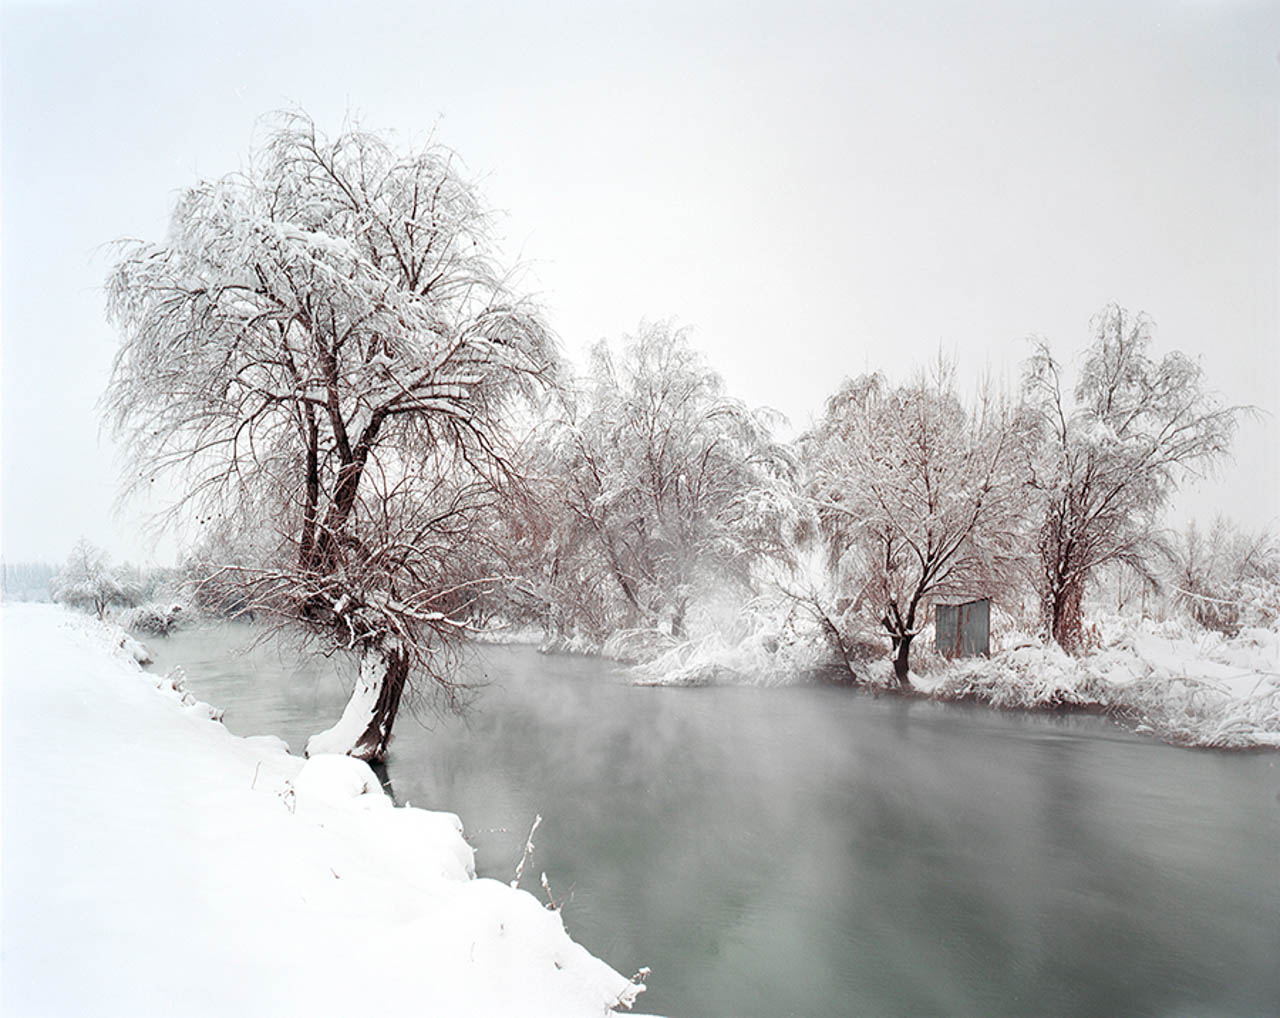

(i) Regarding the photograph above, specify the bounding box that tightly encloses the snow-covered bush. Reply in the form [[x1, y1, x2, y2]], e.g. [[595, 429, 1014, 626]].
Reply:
[[121, 602, 187, 635], [536, 628, 608, 657], [1167, 517, 1280, 636], [932, 641, 1112, 711], [601, 627, 681, 665], [627, 590, 867, 686]]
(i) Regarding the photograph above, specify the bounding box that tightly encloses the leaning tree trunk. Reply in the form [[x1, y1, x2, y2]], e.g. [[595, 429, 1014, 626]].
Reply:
[[306, 641, 410, 763]]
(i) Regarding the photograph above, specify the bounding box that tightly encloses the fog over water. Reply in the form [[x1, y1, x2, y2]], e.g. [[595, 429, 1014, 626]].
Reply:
[[145, 625, 1280, 1018]]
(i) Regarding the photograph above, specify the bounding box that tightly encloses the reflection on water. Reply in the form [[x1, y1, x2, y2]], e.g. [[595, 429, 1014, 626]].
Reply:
[[145, 625, 1280, 1018]]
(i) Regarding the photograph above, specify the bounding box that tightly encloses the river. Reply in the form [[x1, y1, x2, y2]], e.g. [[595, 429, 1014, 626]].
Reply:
[[142, 623, 1280, 1018]]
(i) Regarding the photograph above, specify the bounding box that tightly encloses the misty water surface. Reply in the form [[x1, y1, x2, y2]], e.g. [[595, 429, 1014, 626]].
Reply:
[[144, 625, 1280, 1018]]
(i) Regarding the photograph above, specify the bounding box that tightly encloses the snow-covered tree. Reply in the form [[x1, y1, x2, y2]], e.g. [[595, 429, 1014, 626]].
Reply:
[[104, 111, 556, 761], [1167, 517, 1280, 634], [52, 539, 137, 620], [529, 324, 799, 643], [805, 365, 1032, 685], [1024, 305, 1240, 651]]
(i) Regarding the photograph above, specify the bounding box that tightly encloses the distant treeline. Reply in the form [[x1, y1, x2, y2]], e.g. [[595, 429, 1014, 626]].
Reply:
[[2, 561, 56, 602]]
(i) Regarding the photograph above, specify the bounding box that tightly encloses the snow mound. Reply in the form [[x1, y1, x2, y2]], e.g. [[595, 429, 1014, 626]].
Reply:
[[407, 877, 649, 1013], [119, 631, 152, 665], [364, 805, 477, 884], [291, 753, 389, 807], [244, 734, 291, 755]]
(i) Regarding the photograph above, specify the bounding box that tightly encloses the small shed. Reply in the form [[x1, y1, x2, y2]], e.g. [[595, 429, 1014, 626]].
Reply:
[[935, 597, 991, 658]]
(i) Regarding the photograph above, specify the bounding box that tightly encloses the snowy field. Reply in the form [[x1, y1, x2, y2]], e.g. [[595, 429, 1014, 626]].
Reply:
[[1, 603, 649, 1017]]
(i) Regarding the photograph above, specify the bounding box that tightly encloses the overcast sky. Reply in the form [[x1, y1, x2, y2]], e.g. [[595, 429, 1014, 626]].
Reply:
[[2, 0, 1277, 566]]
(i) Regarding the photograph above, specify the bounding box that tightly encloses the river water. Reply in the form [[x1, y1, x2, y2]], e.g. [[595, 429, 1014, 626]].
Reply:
[[143, 624, 1280, 1018]]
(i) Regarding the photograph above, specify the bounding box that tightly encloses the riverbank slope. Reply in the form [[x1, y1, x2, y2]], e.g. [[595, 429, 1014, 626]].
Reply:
[[1, 603, 648, 1017]]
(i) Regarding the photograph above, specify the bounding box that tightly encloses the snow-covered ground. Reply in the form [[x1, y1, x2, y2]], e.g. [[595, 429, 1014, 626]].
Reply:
[[1, 603, 650, 1017]]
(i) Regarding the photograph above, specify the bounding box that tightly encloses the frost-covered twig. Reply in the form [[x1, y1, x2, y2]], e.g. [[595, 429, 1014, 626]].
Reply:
[[510, 813, 541, 889], [539, 871, 572, 911]]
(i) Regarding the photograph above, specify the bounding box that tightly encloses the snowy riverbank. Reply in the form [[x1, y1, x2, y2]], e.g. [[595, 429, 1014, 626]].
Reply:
[[1, 603, 649, 1017], [632, 613, 1280, 749], [921, 614, 1280, 748]]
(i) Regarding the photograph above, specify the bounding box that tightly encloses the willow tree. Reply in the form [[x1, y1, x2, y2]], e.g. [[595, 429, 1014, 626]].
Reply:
[[806, 366, 1032, 685], [1024, 305, 1240, 651], [531, 324, 799, 643], [105, 112, 555, 761]]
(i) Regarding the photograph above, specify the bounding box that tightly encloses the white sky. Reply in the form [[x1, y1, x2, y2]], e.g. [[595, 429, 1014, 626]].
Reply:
[[2, 0, 1277, 566]]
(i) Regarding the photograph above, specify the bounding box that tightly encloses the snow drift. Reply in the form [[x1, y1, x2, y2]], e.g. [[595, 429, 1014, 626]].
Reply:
[[1, 604, 649, 1017]]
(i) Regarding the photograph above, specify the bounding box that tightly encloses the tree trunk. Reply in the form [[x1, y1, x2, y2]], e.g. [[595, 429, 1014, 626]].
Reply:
[[1039, 511, 1086, 653], [297, 411, 321, 570], [892, 632, 913, 687], [671, 599, 688, 639], [882, 609, 914, 688], [306, 642, 410, 763], [1047, 576, 1085, 653]]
